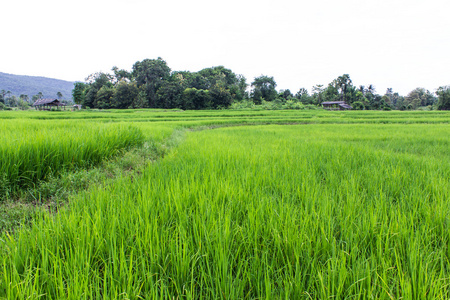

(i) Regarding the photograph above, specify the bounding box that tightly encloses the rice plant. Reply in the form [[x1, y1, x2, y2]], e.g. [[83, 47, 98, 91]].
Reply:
[[0, 119, 144, 194], [1, 121, 448, 299]]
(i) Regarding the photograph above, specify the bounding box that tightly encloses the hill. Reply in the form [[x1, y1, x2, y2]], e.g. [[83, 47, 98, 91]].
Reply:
[[0, 72, 75, 100]]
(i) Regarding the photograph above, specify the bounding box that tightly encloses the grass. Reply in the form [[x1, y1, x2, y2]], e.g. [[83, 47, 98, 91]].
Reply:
[[0, 110, 449, 298]]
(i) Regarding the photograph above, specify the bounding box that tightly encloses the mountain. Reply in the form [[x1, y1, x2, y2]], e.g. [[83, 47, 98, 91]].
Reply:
[[0, 72, 75, 100]]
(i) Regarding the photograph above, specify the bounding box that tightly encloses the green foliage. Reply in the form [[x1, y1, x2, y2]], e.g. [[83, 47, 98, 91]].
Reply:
[[112, 81, 138, 109], [322, 83, 340, 102], [209, 83, 233, 108], [132, 57, 171, 87], [73, 61, 442, 112], [332, 73, 353, 102], [261, 99, 282, 110], [251, 75, 277, 103], [95, 86, 114, 109], [352, 101, 365, 110], [78, 59, 245, 110], [72, 82, 87, 104], [436, 85, 450, 110], [156, 81, 184, 109], [83, 73, 114, 108], [18, 99, 29, 110], [404, 87, 436, 109], [182, 88, 211, 110], [132, 57, 171, 108], [230, 99, 256, 109]]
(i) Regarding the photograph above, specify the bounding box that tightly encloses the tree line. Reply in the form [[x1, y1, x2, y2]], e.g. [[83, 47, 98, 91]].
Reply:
[[2, 57, 443, 111], [72, 58, 247, 110], [73, 58, 450, 110]]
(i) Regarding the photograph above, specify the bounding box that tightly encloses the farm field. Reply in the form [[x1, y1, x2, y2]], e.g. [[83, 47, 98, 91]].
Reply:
[[0, 109, 449, 299]]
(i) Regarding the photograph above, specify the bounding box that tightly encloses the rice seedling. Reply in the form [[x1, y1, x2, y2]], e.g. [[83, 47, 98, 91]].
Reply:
[[1, 119, 448, 298], [0, 119, 144, 195]]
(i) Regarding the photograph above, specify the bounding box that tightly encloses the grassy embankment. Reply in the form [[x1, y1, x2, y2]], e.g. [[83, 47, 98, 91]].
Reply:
[[0, 110, 449, 298]]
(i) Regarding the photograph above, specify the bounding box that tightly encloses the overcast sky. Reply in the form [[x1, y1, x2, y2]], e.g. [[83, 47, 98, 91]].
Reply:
[[1, 0, 449, 95]]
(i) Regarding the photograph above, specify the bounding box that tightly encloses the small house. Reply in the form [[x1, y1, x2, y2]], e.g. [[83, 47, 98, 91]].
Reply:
[[32, 99, 66, 110]]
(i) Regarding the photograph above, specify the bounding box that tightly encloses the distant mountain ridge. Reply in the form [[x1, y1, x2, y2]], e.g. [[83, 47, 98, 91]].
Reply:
[[0, 72, 75, 100]]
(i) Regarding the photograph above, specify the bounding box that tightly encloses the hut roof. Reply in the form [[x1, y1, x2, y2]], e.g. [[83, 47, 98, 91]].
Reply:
[[339, 103, 353, 109], [33, 99, 66, 106], [322, 101, 345, 105]]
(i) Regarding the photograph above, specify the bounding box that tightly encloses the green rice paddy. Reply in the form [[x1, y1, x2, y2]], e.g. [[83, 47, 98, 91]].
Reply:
[[0, 110, 449, 299], [0, 119, 144, 195]]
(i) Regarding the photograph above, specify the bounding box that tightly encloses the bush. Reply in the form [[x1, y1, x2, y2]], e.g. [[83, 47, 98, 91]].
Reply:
[[0, 103, 11, 110], [304, 104, 319, 110], [283, 100, 305, 110], [230, 100, 256, 110], [352, 101, 365, 110]]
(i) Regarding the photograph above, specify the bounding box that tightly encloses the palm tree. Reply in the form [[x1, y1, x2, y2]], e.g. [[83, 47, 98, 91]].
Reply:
[[19, 94, 29, 101], [5, 91, 11, 106], [333, 74, 352, 102]]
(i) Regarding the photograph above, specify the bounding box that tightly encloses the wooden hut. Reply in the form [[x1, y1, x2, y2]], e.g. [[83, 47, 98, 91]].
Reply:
[[32, 99, 66, 110], [322, 101, 353, 110]]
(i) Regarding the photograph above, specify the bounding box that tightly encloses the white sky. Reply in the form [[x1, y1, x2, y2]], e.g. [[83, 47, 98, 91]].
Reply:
[[1, 0, 449, 96]]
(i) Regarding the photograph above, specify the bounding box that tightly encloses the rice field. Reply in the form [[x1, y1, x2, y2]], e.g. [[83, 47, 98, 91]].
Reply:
[[0, 119, 144, 196], [0, 110, 449, 299]]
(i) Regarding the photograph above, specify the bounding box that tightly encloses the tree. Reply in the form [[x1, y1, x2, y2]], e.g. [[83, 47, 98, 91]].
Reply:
[[236, 74, 248, 100], [156, 81, 184, 109], [95, 86, 114, 109], [362, 84, 377, 109], [5, 91, 12, 106], [209, 83, 233, 108], [132, 57, 171, 108], [405, 88, 431, 110], [354, 91, 368, 108], [18, 99, 29, 110], [57, 92, 63, 100], [251, 75, 277, 103], [112, 66, 131, 84], [352, 101, 365, 110], [322, 84, 340, 103], [436, 86, 450, 110], [181, 88, 211, 110], [8, 95, 18, 107], [72, 82, 87, 104], [19, 94, 29, 104], [83, 72, 113, 108], [295, 88, 312, 104], [312, 85, 324, 104], [279, 89, 293, 100], [112, 81, 139, 109], [197, 66, 239, 88], [385, 88, 393, 105], [332, 74, 352, 102], [0, 90, 6, 104]]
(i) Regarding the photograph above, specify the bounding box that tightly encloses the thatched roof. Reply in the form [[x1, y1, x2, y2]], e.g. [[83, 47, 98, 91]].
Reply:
[[33, 99, 66, 106], [322, 101, 345, 105], [322, 101, 353, 110], [339, 103, 353, 109]]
